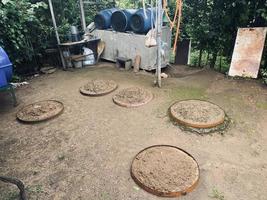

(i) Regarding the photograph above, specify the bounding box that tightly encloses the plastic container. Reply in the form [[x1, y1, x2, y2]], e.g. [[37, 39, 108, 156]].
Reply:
[[0, 47, 13, 87], [130, 8, 156, 34], [94, 8, 118, 30], [74, 61, 83, 68], [83, 47, 95, 66], [111, 9, 137, 32]]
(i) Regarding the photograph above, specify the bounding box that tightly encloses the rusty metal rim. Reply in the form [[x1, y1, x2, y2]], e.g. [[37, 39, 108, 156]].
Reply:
[[169, 99, 226, 129], [16, 100, 64, 123], [130, 145, 200, 197], [113, 88, 153, 108]]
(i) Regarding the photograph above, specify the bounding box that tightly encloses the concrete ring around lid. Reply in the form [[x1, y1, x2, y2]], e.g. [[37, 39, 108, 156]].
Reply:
[[131, 145, 200, 197], [80, 79, 118, 96], [169, 99, 226, 129], [17, 100, 64, 123], [113, 87, 153, 108]]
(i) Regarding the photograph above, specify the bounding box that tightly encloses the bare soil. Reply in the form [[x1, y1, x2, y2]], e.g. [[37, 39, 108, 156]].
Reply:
[[80, 79, 118, 96], [16, 100, 64, 123], [170, 100, 225, 128], [0, 63, 267, 200], [113, 87, 153, 107], [131, 145, 199, 197]]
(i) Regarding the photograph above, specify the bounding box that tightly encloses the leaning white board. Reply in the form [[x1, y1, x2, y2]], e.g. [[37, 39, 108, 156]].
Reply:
[[229, 27, 267, 78]]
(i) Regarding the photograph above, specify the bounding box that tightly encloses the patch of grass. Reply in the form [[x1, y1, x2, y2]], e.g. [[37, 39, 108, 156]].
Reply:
[[26, 184, 43, 194], [1, 184, 44, 200], [209, 188, 225, 200], [1, 190, 19, 200], [190, 50, 230, 72], [100, 191, 111, 200], [170, 87, 207, 101], [256, 102, 267, 110], [57, 154, 65, 161]]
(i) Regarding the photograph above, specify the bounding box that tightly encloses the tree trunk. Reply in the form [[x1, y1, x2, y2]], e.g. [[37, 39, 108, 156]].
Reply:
[[198, 49, 203, 67], [210, 52, 217, 69]]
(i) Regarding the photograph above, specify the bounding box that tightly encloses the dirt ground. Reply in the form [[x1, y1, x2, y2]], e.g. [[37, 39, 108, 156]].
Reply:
[[0, 63, 267, 200]]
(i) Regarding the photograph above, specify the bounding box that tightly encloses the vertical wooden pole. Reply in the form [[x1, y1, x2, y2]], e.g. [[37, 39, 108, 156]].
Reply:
[[156, 0, 163, 87], [79, 0, 86, 32], [48, 0, 60, 44], [48, 0, 66, 68]]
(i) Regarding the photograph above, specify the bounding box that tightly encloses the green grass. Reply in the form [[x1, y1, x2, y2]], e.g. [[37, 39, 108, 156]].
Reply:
[[57, 154, 65, 161], [256, 102, 267, 110], [1, 184, 44, 200], [209, 188, 225, 200], [189, 50, 230, 73], [170, 86, 207, 101]]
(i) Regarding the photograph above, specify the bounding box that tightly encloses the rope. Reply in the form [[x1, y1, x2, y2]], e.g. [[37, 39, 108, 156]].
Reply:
[[163, 0, 179, 30], [142, 0, 148, 18], [173, 0, 183, 53], [163, 0, 183, 53]]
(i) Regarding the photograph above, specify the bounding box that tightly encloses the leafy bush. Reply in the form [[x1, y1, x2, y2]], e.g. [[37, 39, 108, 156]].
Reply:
[[0, 0, 47, 69], [261, 68, 267, 85]]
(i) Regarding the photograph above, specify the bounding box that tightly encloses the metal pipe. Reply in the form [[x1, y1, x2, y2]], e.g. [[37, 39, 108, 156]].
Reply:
[[79, 0, 86, 32], [156, 0, 163, 87], [48, 0, 60, 44], [48, 0, 66, 68]]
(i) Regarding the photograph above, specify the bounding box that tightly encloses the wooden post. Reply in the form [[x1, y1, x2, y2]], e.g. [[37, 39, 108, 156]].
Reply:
[[48, 0, 66, 68], [79, 0, 86, 32], [156, 0, 163, 88]]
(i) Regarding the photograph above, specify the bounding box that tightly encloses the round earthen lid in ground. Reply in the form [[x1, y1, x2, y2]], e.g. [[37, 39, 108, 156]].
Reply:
[[17, 100, 64, 123], [131, 145, 200, 197], [169, 99, 226, 129], [80, 79, 118, 96], [113, 87, 153, 107]]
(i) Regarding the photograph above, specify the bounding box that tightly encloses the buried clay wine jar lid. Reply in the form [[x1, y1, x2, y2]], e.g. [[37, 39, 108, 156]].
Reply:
[[131, 145, 200, 197], [80, 79, 118, 96], [113, 87, 153, 107], [17, 100, 64, 123], [169, 99, 226, 129]]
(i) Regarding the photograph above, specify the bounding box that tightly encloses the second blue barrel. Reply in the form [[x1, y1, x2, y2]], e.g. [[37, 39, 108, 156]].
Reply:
[[94, 8, 118, 30], [130, 8, 156, 34], [111, 9, 137, 32]]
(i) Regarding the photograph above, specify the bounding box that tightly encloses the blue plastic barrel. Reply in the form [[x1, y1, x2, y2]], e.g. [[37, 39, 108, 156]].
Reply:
[[0, 47, 13, 87], [111, 9, 137, 32], [94, 8, 118, 30], [130, 8, 156, 34]]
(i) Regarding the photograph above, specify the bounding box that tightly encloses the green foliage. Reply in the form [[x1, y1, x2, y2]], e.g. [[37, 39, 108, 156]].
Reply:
[[260, 68, 267, 85], [182, 0, 267, 70], [209, 188, 225, 200], [0, 0, 47, 68], [0, 0, 266, 77]]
